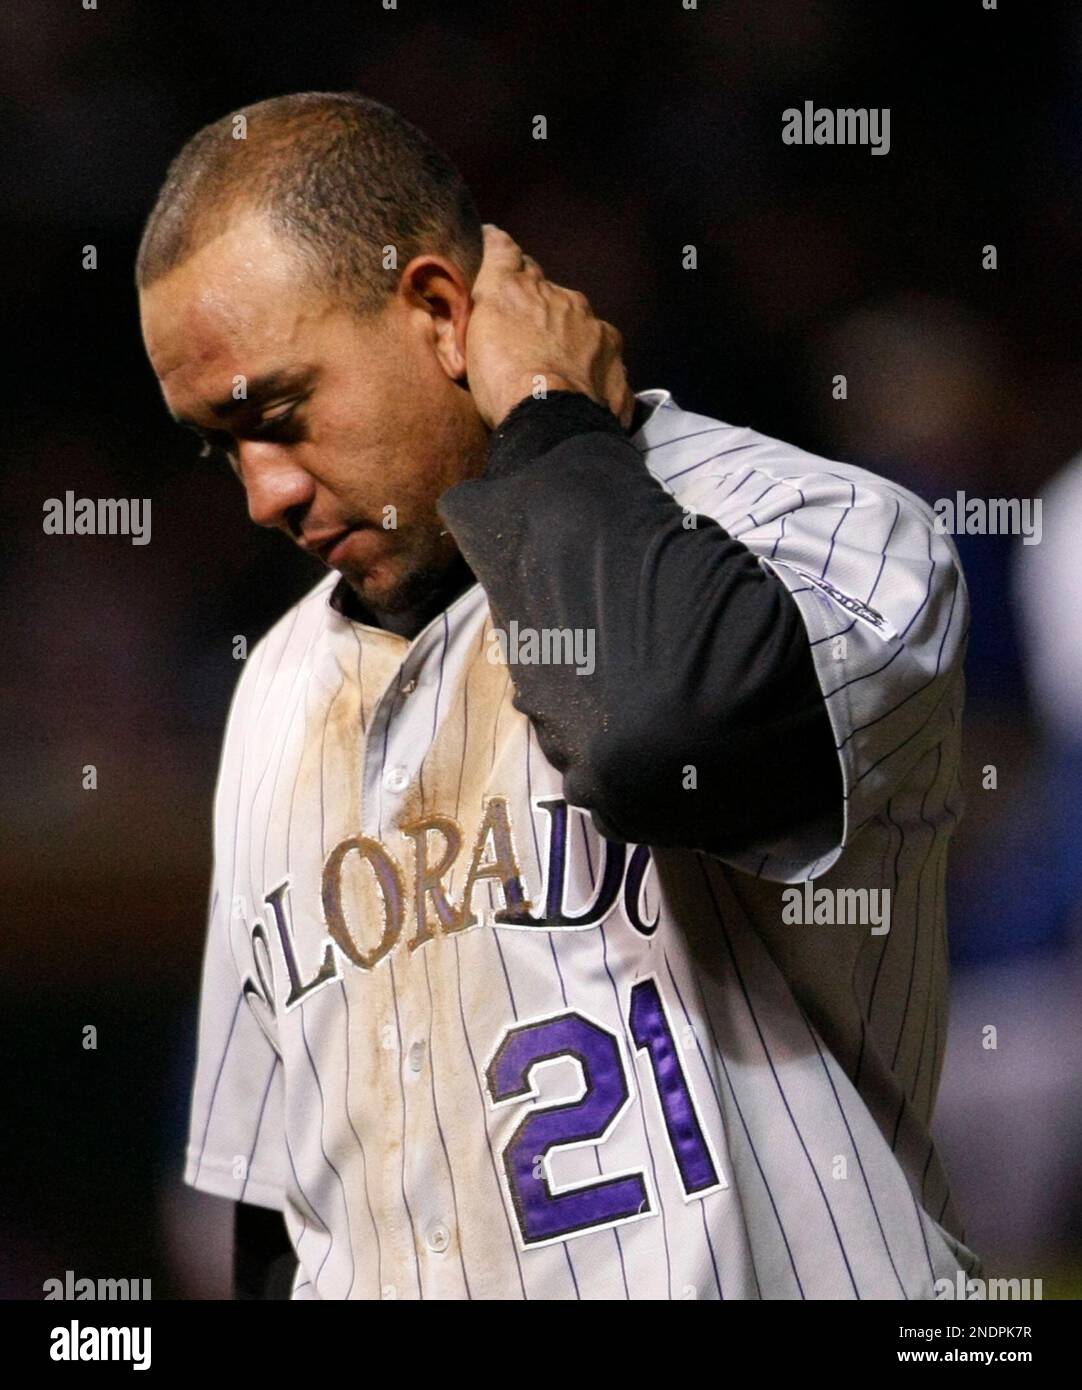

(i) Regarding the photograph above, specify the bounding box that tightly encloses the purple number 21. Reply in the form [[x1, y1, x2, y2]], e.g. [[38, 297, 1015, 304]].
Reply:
[[486, 977, 721, 1247]]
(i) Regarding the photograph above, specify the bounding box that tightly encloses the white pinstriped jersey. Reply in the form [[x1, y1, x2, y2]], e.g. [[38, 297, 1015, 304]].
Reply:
[[185, 388, 978, 1299]]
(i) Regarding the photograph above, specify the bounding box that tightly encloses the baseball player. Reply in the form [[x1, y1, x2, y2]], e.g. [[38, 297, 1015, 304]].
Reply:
[[139, 92, 979, 1299]]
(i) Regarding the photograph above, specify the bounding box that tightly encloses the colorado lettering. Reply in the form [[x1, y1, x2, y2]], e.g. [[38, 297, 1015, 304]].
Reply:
[[241, 796, 656, 1014]]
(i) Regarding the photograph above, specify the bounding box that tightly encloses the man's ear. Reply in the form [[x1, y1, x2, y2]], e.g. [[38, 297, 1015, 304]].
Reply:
[[400, 255, 471, 383]]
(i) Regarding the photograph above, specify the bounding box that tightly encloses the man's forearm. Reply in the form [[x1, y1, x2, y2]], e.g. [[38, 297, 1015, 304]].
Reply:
[[439, 391, 842, 857]]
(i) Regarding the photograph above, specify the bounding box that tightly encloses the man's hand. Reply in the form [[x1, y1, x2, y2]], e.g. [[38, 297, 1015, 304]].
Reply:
[[465, 224, 636, 431]]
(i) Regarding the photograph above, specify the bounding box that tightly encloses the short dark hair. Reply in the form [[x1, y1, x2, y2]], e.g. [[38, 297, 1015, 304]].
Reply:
[[136, 92, 483, 316]]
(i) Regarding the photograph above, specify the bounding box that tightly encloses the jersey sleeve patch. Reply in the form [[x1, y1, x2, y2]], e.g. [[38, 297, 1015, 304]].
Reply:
[[777, 563, 898, 641]]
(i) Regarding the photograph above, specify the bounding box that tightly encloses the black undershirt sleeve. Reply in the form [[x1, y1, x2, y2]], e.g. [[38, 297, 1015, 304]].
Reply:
[[438, 391, 843, 860], [233, 1202, 297, 1300]]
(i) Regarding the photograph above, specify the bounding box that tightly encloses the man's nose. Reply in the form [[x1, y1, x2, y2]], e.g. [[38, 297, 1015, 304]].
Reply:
[[237, 443, 315, 531]]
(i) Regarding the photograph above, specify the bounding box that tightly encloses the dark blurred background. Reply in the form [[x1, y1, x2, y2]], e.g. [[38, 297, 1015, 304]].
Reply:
[[2, 0, 1080, 1298]]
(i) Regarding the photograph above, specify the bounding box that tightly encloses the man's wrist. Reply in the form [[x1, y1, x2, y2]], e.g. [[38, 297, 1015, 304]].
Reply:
[[495, 374, 590, 428], [482, 389, 630, 482]]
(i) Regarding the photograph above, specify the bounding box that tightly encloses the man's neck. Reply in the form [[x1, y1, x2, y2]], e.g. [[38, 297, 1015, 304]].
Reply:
[[332, 550, 477, 639], [330, 395, 652, 638]]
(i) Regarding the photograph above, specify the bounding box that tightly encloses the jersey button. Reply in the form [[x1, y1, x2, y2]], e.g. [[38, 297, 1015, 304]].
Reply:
[[401, 677, 418, 696], [425, 1222, 450, 1254], [407, 1040, 426, 1073], [383, 766, 408, 792]]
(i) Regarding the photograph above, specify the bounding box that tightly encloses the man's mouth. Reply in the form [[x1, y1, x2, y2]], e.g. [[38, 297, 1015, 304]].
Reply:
[[316, 525, 391, 573], [313, 527, 352, 564], [323, 529, 356, 568]]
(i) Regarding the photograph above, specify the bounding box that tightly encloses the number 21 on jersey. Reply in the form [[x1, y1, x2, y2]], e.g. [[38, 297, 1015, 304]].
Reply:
[[485, 975, 727, 1248]]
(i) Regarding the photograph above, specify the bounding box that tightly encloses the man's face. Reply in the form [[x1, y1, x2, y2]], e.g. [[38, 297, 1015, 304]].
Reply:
[[140, 212, 488, 614]]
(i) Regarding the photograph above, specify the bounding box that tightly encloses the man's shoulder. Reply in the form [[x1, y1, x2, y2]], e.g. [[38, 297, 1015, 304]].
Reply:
[[643, 395, 926, 505]]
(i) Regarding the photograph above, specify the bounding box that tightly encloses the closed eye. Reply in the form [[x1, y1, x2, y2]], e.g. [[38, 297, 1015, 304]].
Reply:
[[179, 393, 309, 467], [249, 401, 299, 439]]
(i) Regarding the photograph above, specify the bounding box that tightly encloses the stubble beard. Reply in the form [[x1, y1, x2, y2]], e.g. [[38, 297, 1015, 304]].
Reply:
[[344, 522, 463, 624], [344, 415, 487, 626]]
